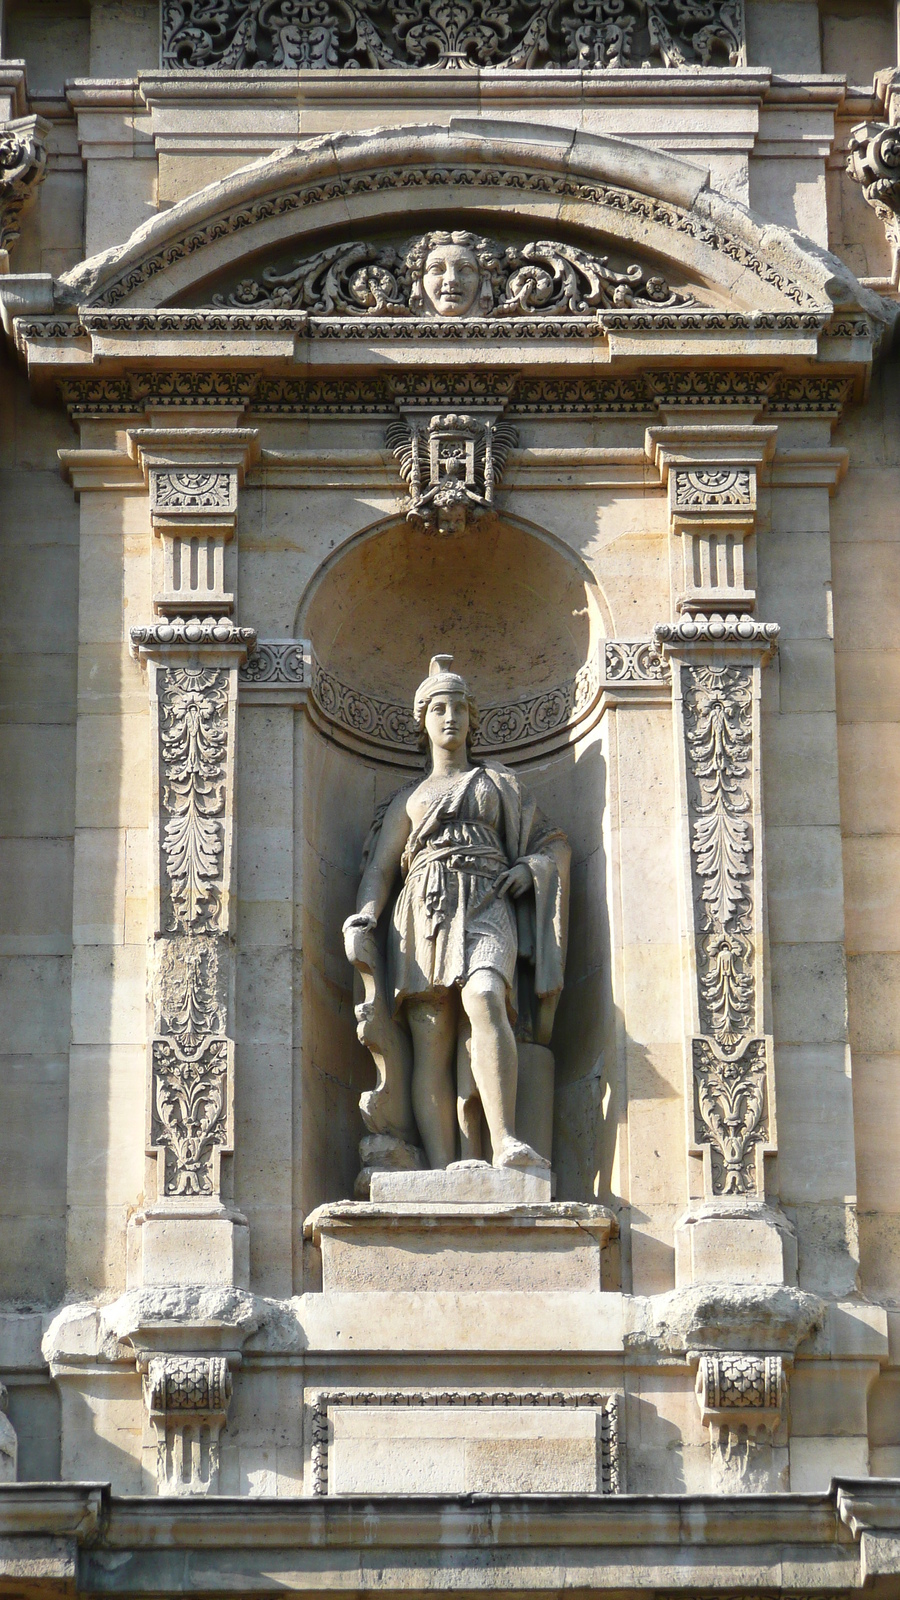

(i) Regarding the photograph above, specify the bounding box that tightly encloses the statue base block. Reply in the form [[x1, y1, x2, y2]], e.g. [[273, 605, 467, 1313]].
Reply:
[[370, 1163, 552, 1204], [304, 1199, 614, 1293]]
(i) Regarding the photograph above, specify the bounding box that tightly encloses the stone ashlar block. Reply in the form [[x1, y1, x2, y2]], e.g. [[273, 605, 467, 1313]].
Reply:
[[305, 1200, 613, 1293]]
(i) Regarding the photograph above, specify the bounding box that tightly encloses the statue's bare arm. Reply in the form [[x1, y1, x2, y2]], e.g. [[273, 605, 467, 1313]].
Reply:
[[344, 791, 413, 938]]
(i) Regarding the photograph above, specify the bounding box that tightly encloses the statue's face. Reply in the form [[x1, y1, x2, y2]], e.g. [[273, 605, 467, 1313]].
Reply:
[[425, 690, 470, 752], [421, 244, 482, 317]]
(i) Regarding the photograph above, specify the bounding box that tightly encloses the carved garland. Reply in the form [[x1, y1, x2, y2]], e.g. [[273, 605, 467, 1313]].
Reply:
[[151, 1037, 230, 1198], [71, 165, 822, 310], [162, 0, 744, 71], [153, 666, 235, 1199], [309, 1390, 620, 1495]]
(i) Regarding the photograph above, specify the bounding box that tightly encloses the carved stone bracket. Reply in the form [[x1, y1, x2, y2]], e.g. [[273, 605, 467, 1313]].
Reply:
[[647, 424, 776, 616], [0, 116, 48, 257], [128, 430, 260, 615], [143, 1355, 233, 1495], [848, 120, 900, 254], [693, 1351, 786, 1492]]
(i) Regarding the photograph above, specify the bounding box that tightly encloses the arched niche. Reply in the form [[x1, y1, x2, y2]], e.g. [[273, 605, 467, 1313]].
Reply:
[[295, 513, 615, 1225]]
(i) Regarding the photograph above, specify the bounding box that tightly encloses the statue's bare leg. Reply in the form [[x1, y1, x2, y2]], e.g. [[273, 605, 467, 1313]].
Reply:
[[456, 1018, 482, 1160], [406, 992, 458, 1168], [460, 970, 548, 1169]]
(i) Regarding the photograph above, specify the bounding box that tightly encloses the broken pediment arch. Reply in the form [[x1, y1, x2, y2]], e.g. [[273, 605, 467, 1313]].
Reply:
[[54, 119, 867, 328]]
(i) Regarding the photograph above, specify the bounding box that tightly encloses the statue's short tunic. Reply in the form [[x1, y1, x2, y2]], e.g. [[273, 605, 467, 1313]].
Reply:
[[390, 767, 517, 1008]]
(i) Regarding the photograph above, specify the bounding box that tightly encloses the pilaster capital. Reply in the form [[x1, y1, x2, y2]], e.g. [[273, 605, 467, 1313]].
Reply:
[[654, 613, 780, 660], [126, 427, 261, 536], [645, 422, 778, 482], [129, 615, 257, 666]]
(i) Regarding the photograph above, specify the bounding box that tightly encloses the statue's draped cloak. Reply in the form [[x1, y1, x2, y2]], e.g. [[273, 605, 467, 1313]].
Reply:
[[372, 761, 569, 1017]]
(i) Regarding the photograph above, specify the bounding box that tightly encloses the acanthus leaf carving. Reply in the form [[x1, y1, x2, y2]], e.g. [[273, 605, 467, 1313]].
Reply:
[[162, 0, 744, 69], [693, 1036, 768, 1196], [212, 230, 692, 318], [159, 667, 230, 933], [151, 1036, 230, 1198], [155, 934, 227, 1051], [684, 662, 755, 1047]]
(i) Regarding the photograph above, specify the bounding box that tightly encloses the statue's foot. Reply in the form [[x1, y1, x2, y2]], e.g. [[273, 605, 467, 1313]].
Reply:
[[492, 1137, 550, 1171]]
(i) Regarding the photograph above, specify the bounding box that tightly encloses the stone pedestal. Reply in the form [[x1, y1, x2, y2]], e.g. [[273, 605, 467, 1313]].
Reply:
[[127, 1202, 250, 1290], [675, 1199, 798, 1289], [305, 1168, 613, 1293]]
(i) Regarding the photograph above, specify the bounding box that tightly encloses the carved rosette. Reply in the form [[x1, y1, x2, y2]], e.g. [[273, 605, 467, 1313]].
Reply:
[[143, 1355, 233, 1494]]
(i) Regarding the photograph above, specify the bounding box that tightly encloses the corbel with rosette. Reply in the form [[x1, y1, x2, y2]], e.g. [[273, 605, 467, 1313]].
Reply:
[[649, 424, 795, 1290], [126, 428, 259, 1293]]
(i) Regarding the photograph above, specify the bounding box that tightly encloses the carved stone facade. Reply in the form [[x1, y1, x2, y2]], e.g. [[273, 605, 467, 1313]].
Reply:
[[162, 0, 745, 70], [0, 9, 898, 1600]]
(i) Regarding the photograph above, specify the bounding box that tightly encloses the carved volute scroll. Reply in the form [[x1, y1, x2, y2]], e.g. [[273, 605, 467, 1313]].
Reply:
[[163, 0, 745, 69], [212, 231, 692, 318]]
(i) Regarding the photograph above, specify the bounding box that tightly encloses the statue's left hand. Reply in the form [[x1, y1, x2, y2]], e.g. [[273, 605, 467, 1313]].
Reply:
[[494, 862, 532, 899]]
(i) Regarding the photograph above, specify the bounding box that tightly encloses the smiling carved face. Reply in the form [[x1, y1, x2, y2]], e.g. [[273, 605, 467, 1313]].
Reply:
[[421, 244, 483, 317]]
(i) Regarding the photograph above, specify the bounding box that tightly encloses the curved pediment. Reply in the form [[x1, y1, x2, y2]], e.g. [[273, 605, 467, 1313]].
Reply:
[[54, 120, 874, 335]]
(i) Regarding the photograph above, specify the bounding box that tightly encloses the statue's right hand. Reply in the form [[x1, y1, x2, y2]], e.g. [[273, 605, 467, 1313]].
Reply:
[[342, 912, 377, 964]]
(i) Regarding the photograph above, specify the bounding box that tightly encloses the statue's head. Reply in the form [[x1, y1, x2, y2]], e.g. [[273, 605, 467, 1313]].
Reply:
[[413, 654, 480, 756], [405, 231, 501, 318]]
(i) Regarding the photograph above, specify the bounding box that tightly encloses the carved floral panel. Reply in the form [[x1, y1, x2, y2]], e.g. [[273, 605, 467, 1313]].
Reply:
[[162, 0, 745, 70]]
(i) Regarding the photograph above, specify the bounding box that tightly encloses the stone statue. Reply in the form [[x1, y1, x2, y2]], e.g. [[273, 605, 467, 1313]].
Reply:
[[343, 656, 570, 1184]]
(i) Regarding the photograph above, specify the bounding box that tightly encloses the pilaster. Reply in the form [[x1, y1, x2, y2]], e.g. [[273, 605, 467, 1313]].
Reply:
[[125, 428, 259, 1294], [648, 424, 793, 1285]]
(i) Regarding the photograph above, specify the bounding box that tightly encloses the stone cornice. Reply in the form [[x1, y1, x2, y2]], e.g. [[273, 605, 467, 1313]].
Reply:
[[4, 1477, 900, 1590]]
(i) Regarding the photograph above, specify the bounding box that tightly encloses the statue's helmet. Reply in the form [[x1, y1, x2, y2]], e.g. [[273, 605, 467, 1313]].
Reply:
[[413, 654, 480, 737]]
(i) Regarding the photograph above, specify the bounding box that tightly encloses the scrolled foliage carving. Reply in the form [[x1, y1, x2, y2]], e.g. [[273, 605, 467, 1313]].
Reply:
[[151, 1037, 230, 1197], [212, 230, 691, 317], [692, 1037, 768, 1196], [159, 667, 230, 933], [683, 663, 755, 1049], [162, 0, 745, 69]]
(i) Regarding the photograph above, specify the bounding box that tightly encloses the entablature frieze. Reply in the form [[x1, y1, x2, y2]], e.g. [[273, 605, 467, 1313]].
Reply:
[[54, 368, 857, 421]]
